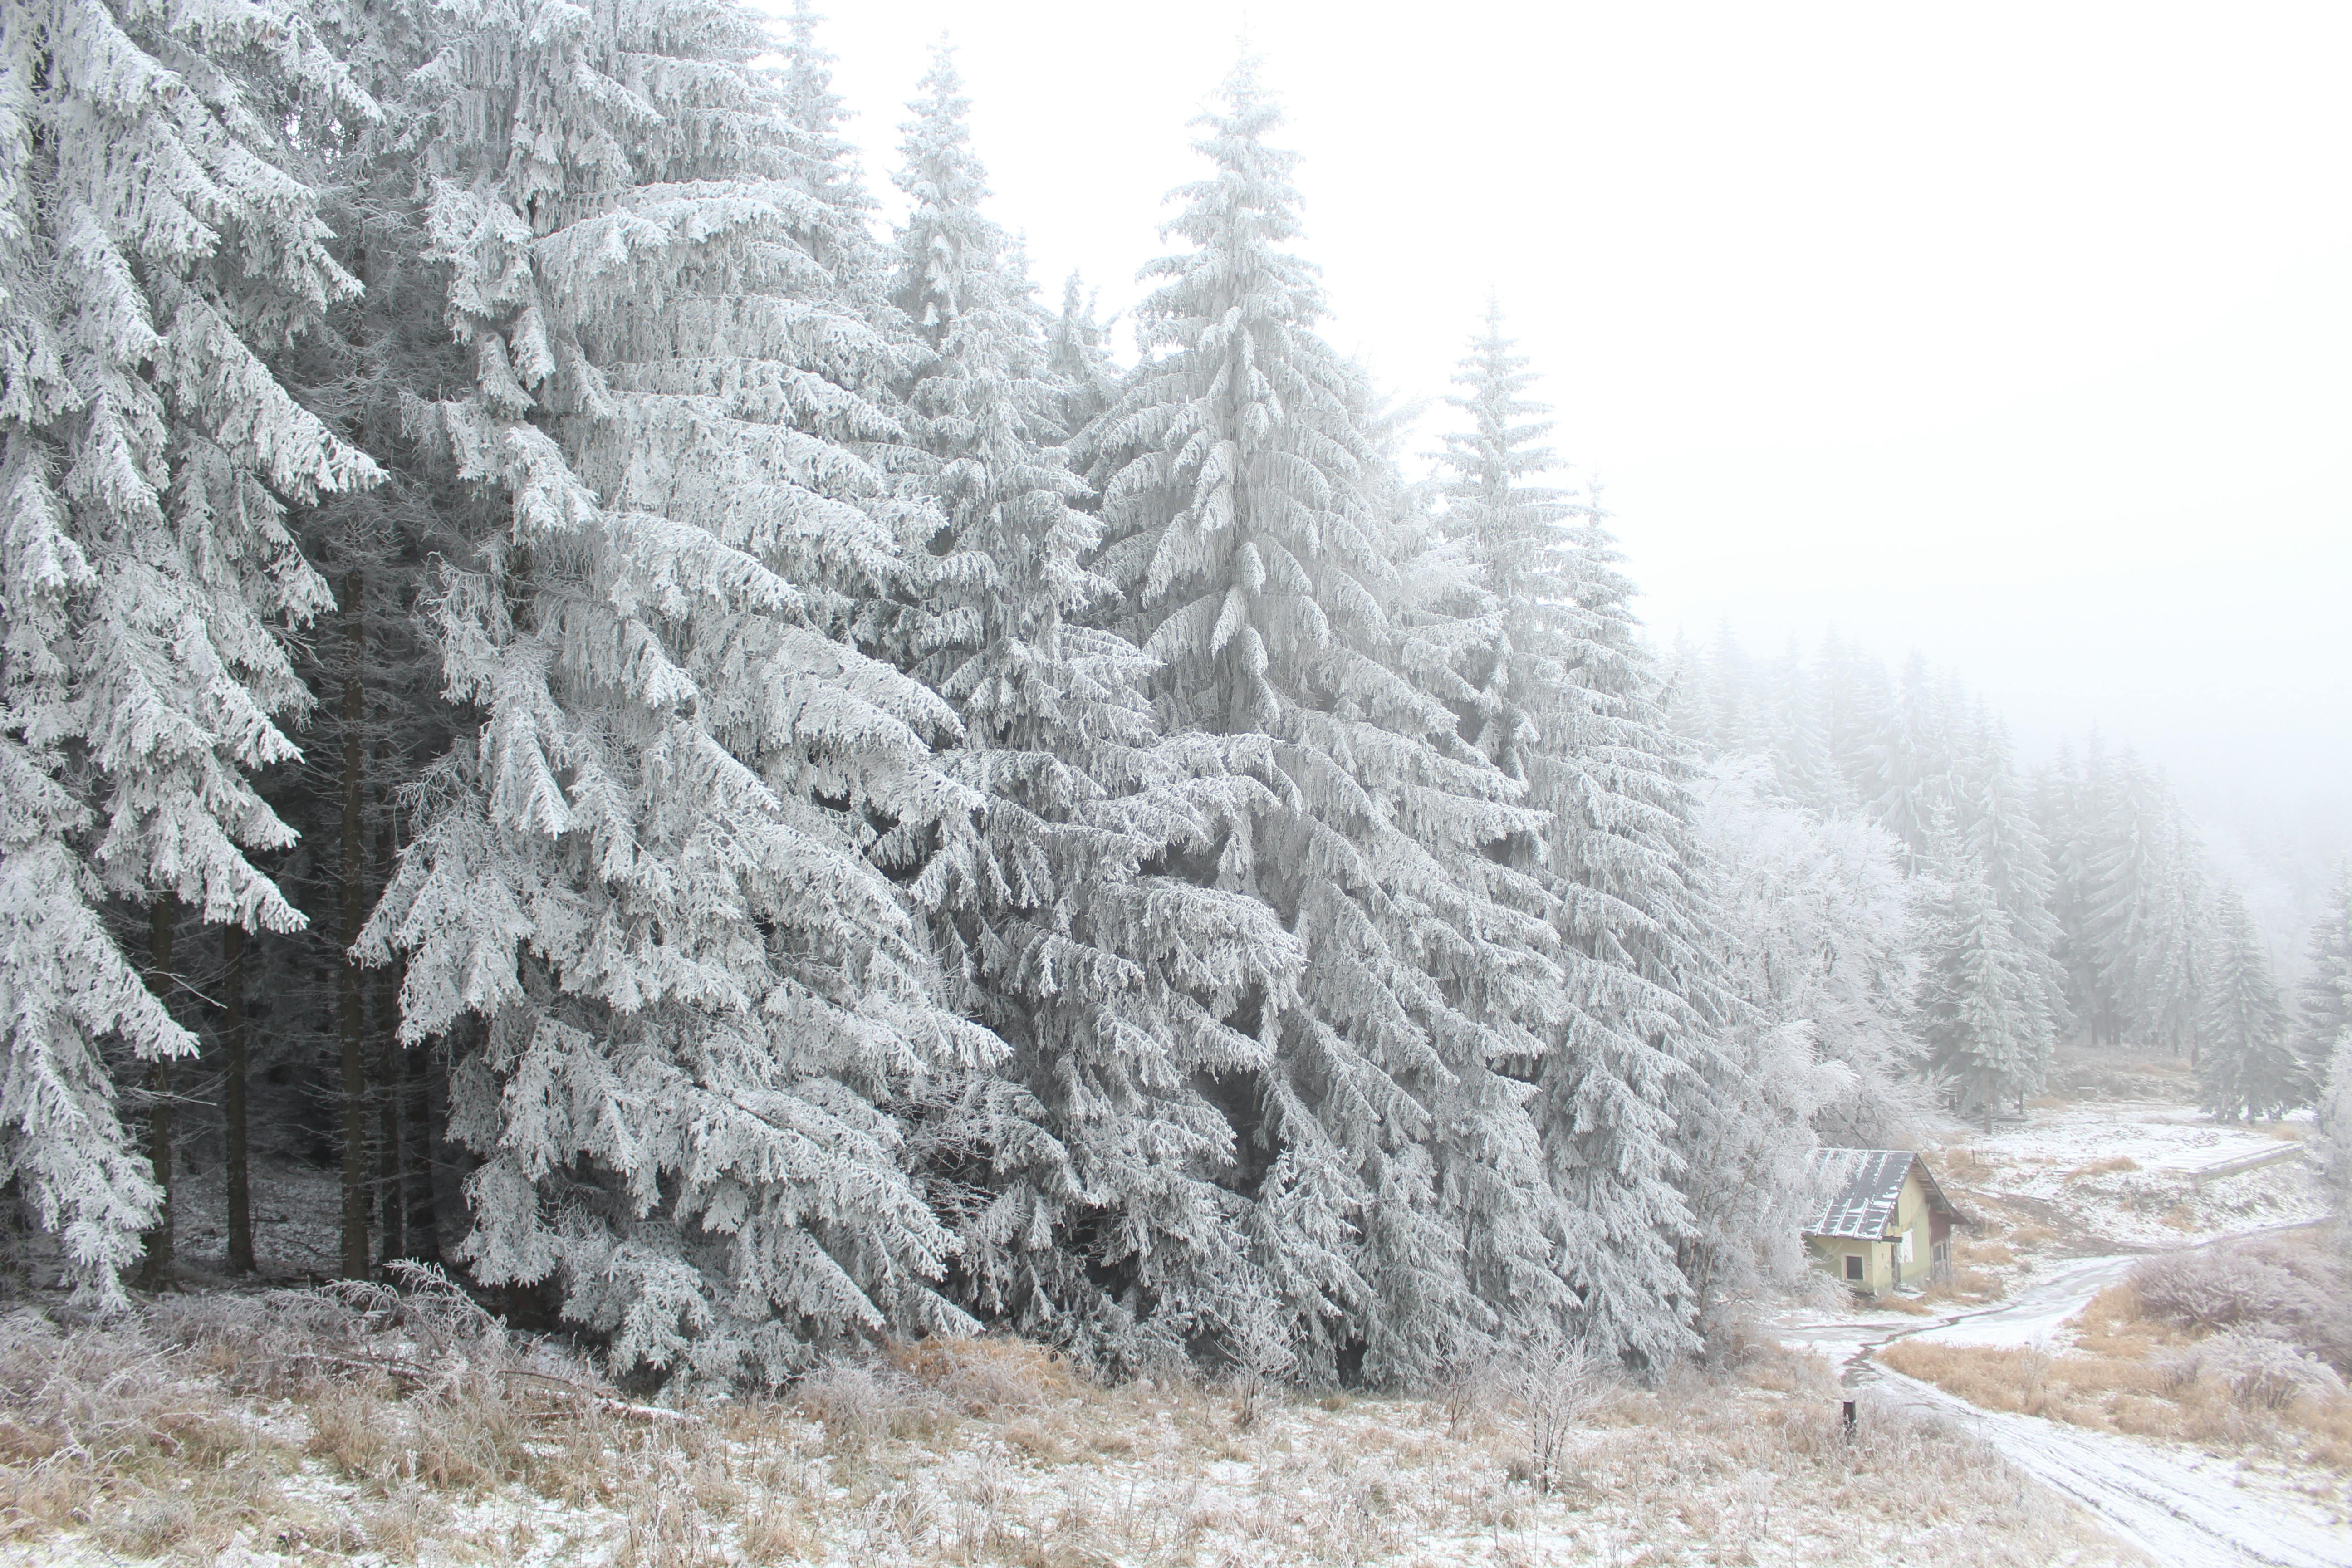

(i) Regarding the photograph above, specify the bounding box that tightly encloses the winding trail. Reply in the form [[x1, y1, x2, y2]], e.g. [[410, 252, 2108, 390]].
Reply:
[[1774, 1169, 2348, 1566]]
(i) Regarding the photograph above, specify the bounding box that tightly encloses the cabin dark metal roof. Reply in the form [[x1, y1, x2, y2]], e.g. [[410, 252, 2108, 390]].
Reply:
[[1801, 1148, 1957, 1240]]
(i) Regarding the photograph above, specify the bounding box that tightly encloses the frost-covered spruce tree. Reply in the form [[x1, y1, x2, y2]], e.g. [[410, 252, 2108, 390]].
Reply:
[[1431, 308, 1726, 1368], [2084, 757, 2210, 1056], [2197, 885, 2296, 1121], [881, 50, 1303, 1368], [1953, 714, 2065, 1074], [2313, 1032, 2352, 1207], [1083, 68, 1558, 1382], [0, 0, 380, 1300], [1046, 274, 1122, 441], [2293, 867, 2352, 1100], [1821, 637, 1900, 818], [2039, 737, 2121, 1044], [356, 0, 994, 1385], [1870, 654, 1955, 867], [1362, 367, 1567, 1365], [1918, 853, 2042, 1130], [1758, 641, 1842, 813]]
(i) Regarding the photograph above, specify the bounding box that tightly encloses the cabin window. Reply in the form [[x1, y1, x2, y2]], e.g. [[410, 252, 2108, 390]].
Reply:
[[1899, 1230, 1915, 1265], [1843, 1254, 1863, 1282]]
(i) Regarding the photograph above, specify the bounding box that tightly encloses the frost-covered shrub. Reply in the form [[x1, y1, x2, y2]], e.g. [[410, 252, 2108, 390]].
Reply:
[[2131, 1248, 2311, 1332], [2131, 1236, 2352, 1375], [2161, 1332, 2346, 1410]]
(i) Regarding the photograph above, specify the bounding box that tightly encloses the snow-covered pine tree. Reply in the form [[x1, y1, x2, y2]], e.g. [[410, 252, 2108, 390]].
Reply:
[[1870, 653, 1953, 866], [1431, 307, 1727, 1368], [775, 0, 873, 231], [2081, 750, 2163, 1046], [1820, 635, 1899, 816], [880, 49, 1303, 1369], [2138, 815, 2212, 1058], [1758, 640, 1842, 813], [2313, 1030, 2352, 1207], [0, 0, 380, 1301], [2292, 866, 2352, 1100], [1917, 851, 2042, 1130], [2197, 884, 2296, 1121], [1083, 69, 1559, 1382], [1695, 623, 1759, 759], [1953, 711, 2065, 1080], [1363, 358, 1568, 1369], [2035, 740, 2105, 1044], [1046, 274, 1121, 441], [355, 0, 995, 1385]]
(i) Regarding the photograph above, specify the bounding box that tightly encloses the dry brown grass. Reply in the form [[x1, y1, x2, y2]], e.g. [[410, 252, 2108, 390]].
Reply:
[[2070, 1156, 2142, 1179], [0, 1276, 2145, 1568], [1880, 1252, 2352, 1476], [1937, 1145, 1992, 1183]]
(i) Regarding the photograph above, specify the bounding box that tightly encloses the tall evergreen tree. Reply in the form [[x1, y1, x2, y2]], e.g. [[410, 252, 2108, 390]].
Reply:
[[1870, 653, 1951, 866], [882, 49, 1302, 1370], [1820, 635, 1898, 816], [1917, 853, 2042, 1130], [1954, 712, 2065, 1078], [1083, 69, 1558, 1382], [2035, 740, 2105, 1044], [0, 0, 380, 1300], [2198, 884, 2296, 1121], [2083, 752, 2179, 1049], [2293, 866, 2352, 1100], [1433, 307, 1726, 1367], [357, 0, 994, 1384]]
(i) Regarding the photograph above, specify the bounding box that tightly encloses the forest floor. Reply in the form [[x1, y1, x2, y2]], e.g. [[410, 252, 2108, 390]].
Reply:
[[0, 1285, 2134, 1568], [0, 1168, 2137, 1568], [1769, 1053, 2350, 1568]]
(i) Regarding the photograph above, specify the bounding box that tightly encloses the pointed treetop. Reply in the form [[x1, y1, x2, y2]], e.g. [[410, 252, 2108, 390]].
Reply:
[[781, 0, 849, 134], [892, 42, 1000, 343], [1152, 57, 1309, 268]]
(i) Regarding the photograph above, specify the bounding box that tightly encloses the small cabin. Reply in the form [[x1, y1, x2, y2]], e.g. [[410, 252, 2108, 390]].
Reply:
[[1801, 1149, 1960, 1295]]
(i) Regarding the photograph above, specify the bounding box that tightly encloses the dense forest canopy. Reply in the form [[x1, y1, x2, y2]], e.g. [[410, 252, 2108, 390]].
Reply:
[[2, 0, 2341, 1389]]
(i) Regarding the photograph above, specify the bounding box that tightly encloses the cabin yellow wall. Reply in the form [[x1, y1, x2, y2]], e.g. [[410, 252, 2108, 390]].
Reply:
[[1806, 1234, 1895, 1293], [1890, 1168, 1936, 1286], [1807, 1166, 1939, 1294]]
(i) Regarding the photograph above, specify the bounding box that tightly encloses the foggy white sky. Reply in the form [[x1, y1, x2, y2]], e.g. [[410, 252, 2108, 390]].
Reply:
[[779, 0, 2350, 827]]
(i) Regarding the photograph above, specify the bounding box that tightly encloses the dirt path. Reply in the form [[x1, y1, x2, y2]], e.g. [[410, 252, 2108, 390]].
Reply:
[[1859, 1361, 2347, 1568], [1775, 1149, 2347, 1567]]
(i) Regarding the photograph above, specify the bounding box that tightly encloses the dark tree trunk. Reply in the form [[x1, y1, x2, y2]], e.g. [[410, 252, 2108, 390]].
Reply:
[[138, 899, 175, 1289], [339, 569, 371, 1280], [425, 1036, 467, 1261], [223, 922, 253, 1274], [374, 813, 404, 1263], [404, 1021, 441, 1264]]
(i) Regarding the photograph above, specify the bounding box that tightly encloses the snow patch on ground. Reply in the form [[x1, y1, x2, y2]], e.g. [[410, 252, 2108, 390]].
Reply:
[[1940, 1099, 2325, 1258]]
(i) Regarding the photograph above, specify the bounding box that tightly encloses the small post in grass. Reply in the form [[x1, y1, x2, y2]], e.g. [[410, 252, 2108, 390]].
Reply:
[[1842, 1399, 1857, 1439]]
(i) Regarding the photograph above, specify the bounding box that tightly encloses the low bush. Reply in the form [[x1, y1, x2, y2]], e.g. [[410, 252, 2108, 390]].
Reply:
[[2129, 1232, 2352, 1373]]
